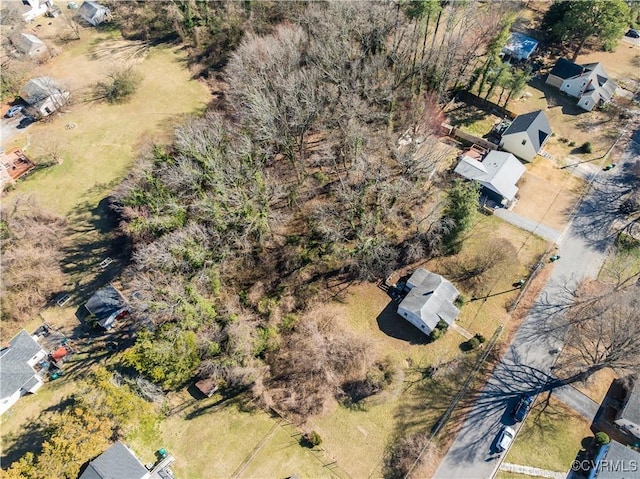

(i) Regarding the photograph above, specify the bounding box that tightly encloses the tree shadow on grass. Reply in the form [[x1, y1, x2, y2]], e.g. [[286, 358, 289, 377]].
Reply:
[[0, 395, 76, 468], [58, 196, 132, 309]]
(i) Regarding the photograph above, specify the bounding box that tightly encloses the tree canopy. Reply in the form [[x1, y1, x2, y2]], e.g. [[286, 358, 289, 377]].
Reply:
[[542, 0, 631, 60]]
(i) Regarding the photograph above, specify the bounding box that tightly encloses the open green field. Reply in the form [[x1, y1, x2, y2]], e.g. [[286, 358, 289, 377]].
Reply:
[[127, 393, 335, 479], [297, 214, 549, 477], [4, 34, 210, 214], [505, 396, 592, 472]]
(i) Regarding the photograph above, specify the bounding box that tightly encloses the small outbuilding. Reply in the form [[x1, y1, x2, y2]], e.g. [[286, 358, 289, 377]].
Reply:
[[78, 1, 110, 26], [501, 32, 538, 61], [85, 285, 129, 330], [195, 378, 219, 398], [397, 269, 460, 336], [499, 110, 552, 162], [10, 32, 48, 58]]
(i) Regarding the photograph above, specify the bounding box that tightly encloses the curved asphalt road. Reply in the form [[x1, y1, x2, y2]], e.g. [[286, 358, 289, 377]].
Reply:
[[433, 127, 639, 479]]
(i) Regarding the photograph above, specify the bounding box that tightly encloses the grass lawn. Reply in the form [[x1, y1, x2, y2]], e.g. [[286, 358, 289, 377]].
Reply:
[[127, 394, 332, 479], [301, 213, 548, 478], [445, 103, 500, 138], [505, 396, 592, 472], [512, 156, 586, 232], [4, 36, 210, 214], [428, 215, 549, 339], [0, 376, 80, 466]]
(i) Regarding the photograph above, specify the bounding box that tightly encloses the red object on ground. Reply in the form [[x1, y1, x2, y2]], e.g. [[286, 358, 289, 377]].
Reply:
[[51, 346, 68, 362]]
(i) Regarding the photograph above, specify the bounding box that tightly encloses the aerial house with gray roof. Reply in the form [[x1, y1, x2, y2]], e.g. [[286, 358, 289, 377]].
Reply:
[[499, 110, 552, 162], [454, 149, 526, 207], [0, 330, 47, 415], [397, 268, 460, 336]]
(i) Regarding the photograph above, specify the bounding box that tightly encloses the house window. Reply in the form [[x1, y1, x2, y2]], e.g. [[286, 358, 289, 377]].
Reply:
[[521, 139, 527, 146]]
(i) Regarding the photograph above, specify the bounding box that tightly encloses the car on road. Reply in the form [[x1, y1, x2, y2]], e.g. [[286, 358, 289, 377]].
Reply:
[[626, 29, 640, 38], [496, 425, 515, 453], [5, 105, 23, 118], [511, 394, 533, 422]]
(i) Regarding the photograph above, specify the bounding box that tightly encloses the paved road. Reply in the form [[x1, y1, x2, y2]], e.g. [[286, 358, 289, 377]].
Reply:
[[1, 114, 25, 146], [433, 127, 639, 479]]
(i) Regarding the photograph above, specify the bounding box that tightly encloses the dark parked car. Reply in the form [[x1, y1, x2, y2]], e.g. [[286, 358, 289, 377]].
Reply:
[[511, 394, 533, 422], [17, 116, 35, 129], [626, 29, 640, 38], [5, 105, 23, 118]]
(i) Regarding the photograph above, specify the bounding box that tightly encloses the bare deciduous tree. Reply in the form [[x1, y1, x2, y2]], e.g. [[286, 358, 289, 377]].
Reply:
[[0, 197, 67, 335], [555, 283, 640, 383]]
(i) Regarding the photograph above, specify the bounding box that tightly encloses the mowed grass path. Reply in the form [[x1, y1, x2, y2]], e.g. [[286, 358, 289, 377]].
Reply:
[[4, 33, 210, 215]]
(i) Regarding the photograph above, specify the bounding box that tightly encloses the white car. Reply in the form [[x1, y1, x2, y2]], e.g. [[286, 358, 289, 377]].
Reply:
[[496, 425, 515, 452]]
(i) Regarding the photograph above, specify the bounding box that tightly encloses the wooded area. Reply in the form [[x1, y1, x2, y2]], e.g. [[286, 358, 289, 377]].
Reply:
[[110, 0, 511, 414]]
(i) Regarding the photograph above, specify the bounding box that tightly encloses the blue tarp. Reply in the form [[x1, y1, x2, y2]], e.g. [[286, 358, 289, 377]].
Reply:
[[502, 32, 538, 60]]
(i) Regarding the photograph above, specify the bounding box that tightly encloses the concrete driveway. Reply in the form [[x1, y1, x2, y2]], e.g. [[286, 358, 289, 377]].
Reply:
[[1, 113, 29, 146], [432, 127, 639, 479]]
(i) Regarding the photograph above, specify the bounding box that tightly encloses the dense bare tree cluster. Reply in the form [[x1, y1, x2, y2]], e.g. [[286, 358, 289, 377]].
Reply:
[[0, 197, 66, 336], [263, 312, 374, 418], [113, 1, 517, 416]]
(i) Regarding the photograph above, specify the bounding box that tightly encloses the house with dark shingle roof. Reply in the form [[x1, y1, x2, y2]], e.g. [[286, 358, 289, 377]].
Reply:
[[0, 330, 46, 415], [499, 110, 552, 162], [614, 379, 640, 443], [85, 285, 129, 330], [397, 268, 460, 336], [546, 58, 617, 111], [587, 440, 640, 479], [80, 441, 149, 479], [80, 441, 176, 479], [20, 76, 69, 117]]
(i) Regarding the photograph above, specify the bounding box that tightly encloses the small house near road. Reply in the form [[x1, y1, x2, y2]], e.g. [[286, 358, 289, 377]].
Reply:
[[0, 330, 47, 415], [454, 149, 525, 207], [397, 269, 460, 336], [80, 441, 176, 479], [85, 285, 129, 330], [10, 32, 48, 58], [78, 1, 110, 26], [546, 58, 617, 111], [20, 76, 69, 118], [501, 32, 538, 61], [499, 110, 551, 162]]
